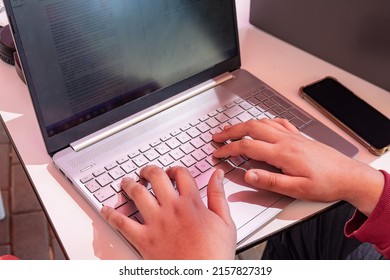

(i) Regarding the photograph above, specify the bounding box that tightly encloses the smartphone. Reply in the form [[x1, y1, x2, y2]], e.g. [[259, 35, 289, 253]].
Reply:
[[299, 76, 390, 156]]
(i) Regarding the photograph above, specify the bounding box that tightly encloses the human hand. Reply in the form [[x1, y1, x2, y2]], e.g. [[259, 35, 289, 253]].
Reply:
[[212, 118, 384, 216], [101, 165, 236, 259]]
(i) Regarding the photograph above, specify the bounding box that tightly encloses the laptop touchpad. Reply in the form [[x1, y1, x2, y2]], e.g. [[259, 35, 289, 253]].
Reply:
[[221, 162, 283, 229]]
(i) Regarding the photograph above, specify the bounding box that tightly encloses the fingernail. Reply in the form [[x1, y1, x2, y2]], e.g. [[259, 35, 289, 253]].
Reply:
[[223, 125, 232, 130], [101, 205, 108, 214], [121, 177, 133, 186], [216, 169, 225, 184], [247, 171, 258, 182]]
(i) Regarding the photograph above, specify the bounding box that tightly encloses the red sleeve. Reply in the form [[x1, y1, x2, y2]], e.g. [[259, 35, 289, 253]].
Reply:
[[345, 170, 390, 259], [0, 255, 20, 260]]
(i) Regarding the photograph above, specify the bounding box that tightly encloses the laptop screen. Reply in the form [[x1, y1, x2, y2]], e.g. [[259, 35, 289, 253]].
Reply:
[[6, 0, 240, 155]]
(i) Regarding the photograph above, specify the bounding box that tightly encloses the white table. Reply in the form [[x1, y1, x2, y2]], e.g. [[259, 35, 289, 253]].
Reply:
[[1, 0, 389, 259]]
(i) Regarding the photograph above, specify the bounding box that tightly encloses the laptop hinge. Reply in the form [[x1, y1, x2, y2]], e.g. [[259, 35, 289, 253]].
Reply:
[[70, 72, 234, 152]]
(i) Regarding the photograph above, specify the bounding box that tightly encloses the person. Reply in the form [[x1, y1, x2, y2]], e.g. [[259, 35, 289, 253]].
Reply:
[[101, 118, 390, 260]]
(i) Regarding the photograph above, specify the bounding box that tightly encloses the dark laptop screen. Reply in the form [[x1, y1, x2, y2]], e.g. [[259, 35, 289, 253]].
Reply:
[[6, 0, 239, 154]]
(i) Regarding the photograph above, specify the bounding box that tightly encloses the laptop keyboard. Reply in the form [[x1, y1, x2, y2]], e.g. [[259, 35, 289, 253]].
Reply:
[[79, 86, 313, 223]]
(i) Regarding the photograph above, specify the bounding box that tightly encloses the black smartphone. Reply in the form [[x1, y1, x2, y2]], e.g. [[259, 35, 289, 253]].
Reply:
[[299, 76, 390, 156]]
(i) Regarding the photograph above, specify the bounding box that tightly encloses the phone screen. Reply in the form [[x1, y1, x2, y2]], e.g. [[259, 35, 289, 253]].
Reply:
[[300, 77, 390, 153]]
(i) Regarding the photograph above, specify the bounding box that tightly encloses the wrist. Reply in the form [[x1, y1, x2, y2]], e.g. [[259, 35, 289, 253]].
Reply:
[[345, 164, 384, 216]]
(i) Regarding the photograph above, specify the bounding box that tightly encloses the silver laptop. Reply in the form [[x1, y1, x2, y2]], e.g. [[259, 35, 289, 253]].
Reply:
[[5, 0, 358, 245]]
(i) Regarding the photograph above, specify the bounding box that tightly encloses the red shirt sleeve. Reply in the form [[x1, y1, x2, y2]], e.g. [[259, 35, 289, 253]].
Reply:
[[345, 170, 390, 259], [0, 254, 20, 260]]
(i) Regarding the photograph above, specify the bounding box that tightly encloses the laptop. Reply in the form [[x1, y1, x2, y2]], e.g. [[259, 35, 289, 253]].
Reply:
[[4, 0, 358, 246]]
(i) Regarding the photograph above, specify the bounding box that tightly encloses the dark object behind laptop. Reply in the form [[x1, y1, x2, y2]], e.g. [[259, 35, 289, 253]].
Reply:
[[0, 25, 15, 65], [249, 0, 390, 93]]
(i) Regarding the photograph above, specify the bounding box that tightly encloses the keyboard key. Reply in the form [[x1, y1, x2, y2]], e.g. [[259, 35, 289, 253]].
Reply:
[[256, 102, 269, 112], [247, 96, 261, 106], [216, 106, 226, 113], [225, 101, 235, 108], [193, 162, 235, 192], [264, 99, 276, 108], [228, 117, 241, 126], [115, 201, 138, 217], [80, 174, 94, 184], [127, 172, 140, 182], [191, 150, 207, 161], [215, 113, 229, 123], [271, 95, 292, 110], [188, 165, 201, 178], [186, 127, 201, 138], [180, 124, 192, 131], [190, 137, 205, 149], [93, 168, 105, 177], [224, 105, 244, 118], [116, 156, 129, 164], [229, 155, 246, 166], [248, 107, 262, 117], [166, 138, 181, 149], [169, 148, 185, 160], [281, 111, 294, 121], [237, 111, 253, 122], [210, 126, 223, 134], [96, 173, 113, 187], [190, 119, 200, 126], [199, 115, 209, 122], [85, 180, 100, 193], [195, 159, 211, 173], [139, 145, 151, 153], [208, 110, 218, 117], [290, 108, 312, 123], [290, 117, 305, 129], [272, 105, 285, 115], [150, 140, 162, 147], [109, 167, 126, 180], [132, 155, 149, 167], [155, 143, 170, 155], [105, 162, 118, 171], [211, 141, 224, 149], [128, 151, 140, 159], [201, 143, 216, 155], [234, 98, 243, 104], [181, 155, 197, 167], [176, 133, 191, 144], [206, 117, 220, 128], [196, 122, 210, 133], [254, 92, 268, 102], [265, 109, 277, 119], [200, 132, 213, 143], [180, 142, 195, 154], [111, 181, 122, 193], [239, 101, 252, 110], [94, 185, 116, 202], [121, 161, 137, 174], [262, 89, 274, 97], [144, 149, 159, 161], [103, 192, 128, 208], [158, 154, 174, 167], [170, 129, 182, 137], [194, 168, 215, 190], [205, 155, 221, 166], [160, 135, 171, 142]]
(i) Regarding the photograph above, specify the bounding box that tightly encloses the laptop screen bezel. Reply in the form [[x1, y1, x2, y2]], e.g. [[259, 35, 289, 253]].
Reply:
[[5, 0, 241, 156]]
